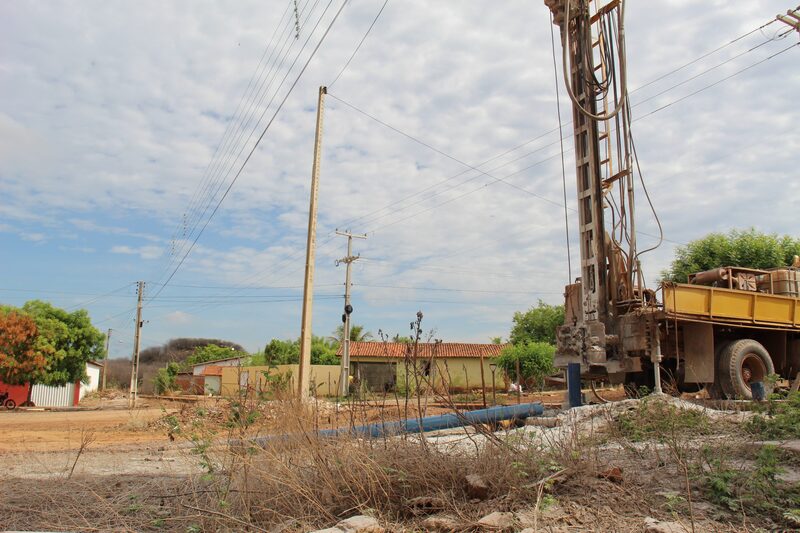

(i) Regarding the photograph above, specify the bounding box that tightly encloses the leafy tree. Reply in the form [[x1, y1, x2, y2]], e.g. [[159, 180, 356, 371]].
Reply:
[[490, 336, 503, 344], [185, 344, 245, 368], [331, 324, 373, 344], [253, 335, 341, 366], [0, 309, 47, 385], [311, 336, 339, 366], [260, 338, 300, 366], [153, 362, 180, 394], [662, 229, 800, 282], [509, 300, 565, 345], [20, 300, 105, 386], [495, 341, 555, 388]]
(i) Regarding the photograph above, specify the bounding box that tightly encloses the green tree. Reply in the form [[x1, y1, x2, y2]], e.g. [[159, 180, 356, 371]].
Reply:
[[153, 362, 180, 394], [253, 336, 341, 367], [260, 338, 300, 366], [662, 229, 800, 282], [509, 300, 565, 345], [495, 341, 555, 388], [311, 336, 339, 365], [185, 344, 245, 368], [0, 309, 47, 385], [331, 324, 373, 344], [490, 336, 503, 344], [19, 300, 105, 386]]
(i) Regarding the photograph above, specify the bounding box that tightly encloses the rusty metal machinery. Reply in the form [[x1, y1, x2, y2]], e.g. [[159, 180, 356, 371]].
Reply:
[[545, 0, 664, 387]]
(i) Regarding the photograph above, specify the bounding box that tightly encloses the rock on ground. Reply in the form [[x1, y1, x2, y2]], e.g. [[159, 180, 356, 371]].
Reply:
[[337, 515, 385, 533], [477, 511, 515, 531], [465, 473, 489, 500], [644, 516, 691, 533], [421, 515, 462, 532], [309, 515, 384, 533]]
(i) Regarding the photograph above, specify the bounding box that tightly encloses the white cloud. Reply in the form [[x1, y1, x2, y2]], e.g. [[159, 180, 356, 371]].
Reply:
[[1, 1, 797, 347], [165, 311, 192, 325], [110, 245, 164, 260], [20, 232, 46, 242]]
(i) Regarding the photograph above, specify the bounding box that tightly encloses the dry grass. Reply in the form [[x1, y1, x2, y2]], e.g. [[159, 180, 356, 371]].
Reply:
[[4, 386, 800, 532]]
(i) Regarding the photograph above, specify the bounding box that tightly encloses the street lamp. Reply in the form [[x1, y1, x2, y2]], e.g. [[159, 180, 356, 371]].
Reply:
[[489, 362, 497, 405]]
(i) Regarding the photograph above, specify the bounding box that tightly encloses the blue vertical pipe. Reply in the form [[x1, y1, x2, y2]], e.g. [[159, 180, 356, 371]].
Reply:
[[567, 363, 582, 408]]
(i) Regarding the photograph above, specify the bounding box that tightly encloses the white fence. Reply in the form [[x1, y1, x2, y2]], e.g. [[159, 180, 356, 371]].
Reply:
[[30, 382, 75, 407]]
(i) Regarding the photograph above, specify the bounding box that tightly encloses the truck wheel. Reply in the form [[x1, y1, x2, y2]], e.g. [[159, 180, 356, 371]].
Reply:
[[718, 339, 774, 399]]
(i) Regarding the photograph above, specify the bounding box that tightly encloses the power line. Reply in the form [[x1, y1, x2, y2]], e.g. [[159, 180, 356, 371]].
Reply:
[[157, 0, 322, 282], [329, 0, 390, 87], [354, 282, 562, 295], [148, 0, 350, 304], [632, 17, 778, 92], [149, 15, 790, 312], [635, 41, 799, 121], [167, 0, 296, 254]]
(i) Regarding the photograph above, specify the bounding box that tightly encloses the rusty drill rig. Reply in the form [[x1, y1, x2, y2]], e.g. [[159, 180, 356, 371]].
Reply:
[[545, 0, 800, 398]]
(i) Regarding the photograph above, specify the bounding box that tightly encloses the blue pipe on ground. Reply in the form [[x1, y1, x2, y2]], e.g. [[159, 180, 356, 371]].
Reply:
[[317, 402, 544, 439]]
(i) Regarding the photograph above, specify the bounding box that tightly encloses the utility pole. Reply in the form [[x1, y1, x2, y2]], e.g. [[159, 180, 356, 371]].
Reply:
[[335, 229, 367, 397], [297, 86, 326, 399], [776, 6, 800, 34], [102, 328, 112, 390], [128, 281, 145, 408]]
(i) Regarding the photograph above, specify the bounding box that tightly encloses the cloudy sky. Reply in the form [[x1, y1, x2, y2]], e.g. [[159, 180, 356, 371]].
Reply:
[[1, 0, 797, 356]]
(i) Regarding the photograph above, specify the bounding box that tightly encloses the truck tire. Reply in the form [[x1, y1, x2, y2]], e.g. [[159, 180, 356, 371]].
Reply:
[[718, 339, 774, 399]]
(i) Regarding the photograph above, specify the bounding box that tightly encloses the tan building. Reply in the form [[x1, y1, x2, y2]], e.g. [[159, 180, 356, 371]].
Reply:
[[342, 341, 508, 393]]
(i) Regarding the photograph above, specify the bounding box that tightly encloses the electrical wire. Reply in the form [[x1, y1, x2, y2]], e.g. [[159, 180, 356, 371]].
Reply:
[[329, 0, 390, 87], [147, 0, 350, 304], [157, 0, 322, 282], [549, 10, 573, 283]]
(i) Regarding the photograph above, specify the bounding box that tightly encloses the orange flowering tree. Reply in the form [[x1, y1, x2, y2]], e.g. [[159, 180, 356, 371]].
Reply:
[[0, 309, 46, 386]]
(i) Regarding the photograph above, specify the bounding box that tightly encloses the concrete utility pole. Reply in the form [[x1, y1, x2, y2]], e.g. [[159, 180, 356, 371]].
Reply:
[[128, 281, 145, 408], [102, 328, 112, 390], [335, 229, 367, 397], [297, 86, 326, 399]]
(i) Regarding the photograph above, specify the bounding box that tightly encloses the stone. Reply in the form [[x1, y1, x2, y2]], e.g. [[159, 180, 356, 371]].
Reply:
[[477, 511, 515, 531], [643, 517, 690, 533], [421, 515, 461, 532], [598, 466, 623, 484], [465, 473, 490, 500], [407, 495, 446, 515], [525, 417, 559, 427], [336, 515, 385, 533]]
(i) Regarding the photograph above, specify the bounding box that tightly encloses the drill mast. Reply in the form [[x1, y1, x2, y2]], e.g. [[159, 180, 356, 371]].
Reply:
[[546, 0, 658, 376]]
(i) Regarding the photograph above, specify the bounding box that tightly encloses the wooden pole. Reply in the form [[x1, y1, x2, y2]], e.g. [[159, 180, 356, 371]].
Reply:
[[128, 281, 144, 408], [479, 352, 487, 408], [102, 328, 111, 390], [297, 86, 326, 399]]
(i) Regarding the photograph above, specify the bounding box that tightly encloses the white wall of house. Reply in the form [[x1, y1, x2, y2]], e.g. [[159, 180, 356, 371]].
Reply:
[[29, 361, 103, 407], [79, 362, 102, 401]]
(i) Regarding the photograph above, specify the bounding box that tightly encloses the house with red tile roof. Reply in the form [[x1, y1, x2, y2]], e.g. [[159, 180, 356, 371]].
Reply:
[[338, 341, 508, 393]]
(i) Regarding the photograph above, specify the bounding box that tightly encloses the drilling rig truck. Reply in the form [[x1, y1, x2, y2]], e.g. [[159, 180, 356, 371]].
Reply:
[[544, 0, 800, 399]]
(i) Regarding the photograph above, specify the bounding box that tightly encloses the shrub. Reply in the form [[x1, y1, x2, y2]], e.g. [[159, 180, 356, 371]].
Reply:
[[495, 341, 555, 388]]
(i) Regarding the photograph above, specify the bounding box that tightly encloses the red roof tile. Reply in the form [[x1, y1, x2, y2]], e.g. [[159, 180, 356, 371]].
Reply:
[[339, 341, 508, 359]]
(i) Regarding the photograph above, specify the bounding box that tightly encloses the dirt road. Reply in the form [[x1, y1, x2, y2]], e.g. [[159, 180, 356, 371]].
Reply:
[[0, 405, 172, 453]]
